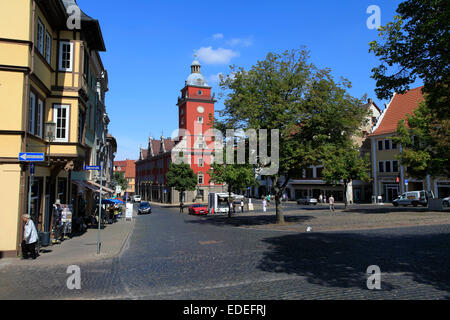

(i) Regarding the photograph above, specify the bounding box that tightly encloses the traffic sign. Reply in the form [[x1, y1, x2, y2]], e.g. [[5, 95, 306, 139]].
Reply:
[[19, 152, 45, 162], [405, 179, 408, 185], [84, 165, 101, 171]]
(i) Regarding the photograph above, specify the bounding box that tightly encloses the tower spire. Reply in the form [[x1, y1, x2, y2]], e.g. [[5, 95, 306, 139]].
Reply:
[[191, 54, 201, 74]]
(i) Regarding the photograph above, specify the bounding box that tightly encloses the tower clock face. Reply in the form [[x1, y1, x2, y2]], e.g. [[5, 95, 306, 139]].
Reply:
[[197, 106, 205, 113]]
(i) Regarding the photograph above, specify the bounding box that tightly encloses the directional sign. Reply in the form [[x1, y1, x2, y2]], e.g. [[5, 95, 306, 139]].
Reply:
[[19, 153, 45, 162], [84, 165, 101, 171]]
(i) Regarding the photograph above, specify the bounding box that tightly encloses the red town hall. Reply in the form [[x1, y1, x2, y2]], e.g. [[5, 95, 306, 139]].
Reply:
[[135, 58, 223, 204]]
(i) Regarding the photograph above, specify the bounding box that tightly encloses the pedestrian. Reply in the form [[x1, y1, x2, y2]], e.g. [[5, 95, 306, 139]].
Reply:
[[329, 195, 335, 212], [319, 194, 323, 204], [21, 214, 38, 260], [240, 200, 244, 213], [52, 200, 62, 243], [262, 198, 267, 212], [180, 201, 184, 213]]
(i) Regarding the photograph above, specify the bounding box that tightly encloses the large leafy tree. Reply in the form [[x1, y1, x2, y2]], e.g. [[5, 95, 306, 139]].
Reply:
[[218, 48, 368, 224], [322, 142, 371, 210], [369, 0, 449, 178], [166, 163, 198, 202]]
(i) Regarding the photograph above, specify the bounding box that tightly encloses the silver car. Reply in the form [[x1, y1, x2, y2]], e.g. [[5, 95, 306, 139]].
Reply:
[[297, 197, 318, 205], [443, 197, 450, 207], [392, 191, 428, 207]]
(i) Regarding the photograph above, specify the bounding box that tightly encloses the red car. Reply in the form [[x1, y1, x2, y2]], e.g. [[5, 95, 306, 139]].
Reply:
[[188, 204, 208, 215]]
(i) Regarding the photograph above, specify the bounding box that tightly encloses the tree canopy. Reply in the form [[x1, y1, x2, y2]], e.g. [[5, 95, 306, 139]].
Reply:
[[218, 48, 368, 223], [166, 163, 198, 201]]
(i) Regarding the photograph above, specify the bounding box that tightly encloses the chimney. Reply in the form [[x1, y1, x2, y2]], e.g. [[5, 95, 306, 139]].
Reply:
[[160, 136, 166, 153], [148, 136, 154, 157]]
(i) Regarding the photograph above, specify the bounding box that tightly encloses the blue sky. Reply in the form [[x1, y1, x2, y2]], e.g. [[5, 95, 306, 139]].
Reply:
[[76, 0, 418, 160]]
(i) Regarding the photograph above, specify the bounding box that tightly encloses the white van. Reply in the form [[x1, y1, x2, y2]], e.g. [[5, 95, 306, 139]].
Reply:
[[392, 190, 432, 207]]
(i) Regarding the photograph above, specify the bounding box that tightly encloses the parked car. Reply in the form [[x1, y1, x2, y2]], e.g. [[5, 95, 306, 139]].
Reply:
[[189, 204, 208, 215], [296, 197, 318, 205], [442, 197, 450, 207], [137, 201, 151, 214], [133, 195, 141, 203], [392, 190, 428, 207]]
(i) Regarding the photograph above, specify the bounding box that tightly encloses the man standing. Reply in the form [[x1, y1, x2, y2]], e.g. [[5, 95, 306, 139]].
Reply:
[[319, 194, 323, 204], [329, 195, 335, 212], [52, 200, 62, 243], [262, 198, 267, 212], [180, 201, 184, 213], [240, 200, 244, 213], [21, 214, 38, 259]]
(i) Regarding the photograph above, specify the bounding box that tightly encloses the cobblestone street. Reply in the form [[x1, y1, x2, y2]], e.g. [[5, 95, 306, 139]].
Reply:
[[0, 204, 449, 300]]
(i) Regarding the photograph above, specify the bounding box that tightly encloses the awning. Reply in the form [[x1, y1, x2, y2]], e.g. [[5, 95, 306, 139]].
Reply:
[[87, 181, 115, 194], [72, 180, 111, 195]]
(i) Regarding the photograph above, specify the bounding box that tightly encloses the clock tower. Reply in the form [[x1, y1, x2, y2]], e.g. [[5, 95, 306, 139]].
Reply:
[[176, 57, 217, 191]]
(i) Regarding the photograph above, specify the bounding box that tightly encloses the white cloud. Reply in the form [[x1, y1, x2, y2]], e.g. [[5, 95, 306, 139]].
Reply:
[[226, 37, 253, 47], [195, 46, 239, 64], [212, 33, 224, 39]]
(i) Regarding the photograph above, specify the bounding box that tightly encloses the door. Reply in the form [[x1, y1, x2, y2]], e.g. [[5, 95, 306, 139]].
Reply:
[[386, 185, 399, 202]]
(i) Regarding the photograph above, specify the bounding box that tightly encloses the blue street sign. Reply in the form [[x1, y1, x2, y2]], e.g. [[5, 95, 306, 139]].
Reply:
[[84, 165, 101, 171], [405, 179, 408, 185], [19, 152, 45, 162]]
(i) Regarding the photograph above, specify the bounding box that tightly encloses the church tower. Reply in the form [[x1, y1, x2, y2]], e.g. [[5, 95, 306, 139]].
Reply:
[[176, 57, 217, 193]]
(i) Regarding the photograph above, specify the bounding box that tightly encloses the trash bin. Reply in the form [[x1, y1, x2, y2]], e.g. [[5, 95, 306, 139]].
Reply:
[[39, 231, 50, 247]]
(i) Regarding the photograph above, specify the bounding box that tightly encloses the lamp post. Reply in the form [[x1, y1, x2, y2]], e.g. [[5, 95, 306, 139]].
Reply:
[[45, 122, 56, 165]]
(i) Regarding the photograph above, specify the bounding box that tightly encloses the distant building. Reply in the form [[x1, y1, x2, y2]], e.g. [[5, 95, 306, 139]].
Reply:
[[369, 86, 449, 201], [114, 159, 136, 197]]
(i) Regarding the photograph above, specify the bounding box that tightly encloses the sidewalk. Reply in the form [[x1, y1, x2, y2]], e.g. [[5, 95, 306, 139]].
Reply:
[[0, 216, 136, 268]]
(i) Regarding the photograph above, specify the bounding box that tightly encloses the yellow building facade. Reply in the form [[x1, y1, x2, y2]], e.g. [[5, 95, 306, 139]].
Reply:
[[0, 0, 109, 257], [369, 87, 450, 202]]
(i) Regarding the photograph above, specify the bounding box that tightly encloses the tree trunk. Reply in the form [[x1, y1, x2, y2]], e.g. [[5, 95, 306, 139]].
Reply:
[[275, 193, 284, 224]]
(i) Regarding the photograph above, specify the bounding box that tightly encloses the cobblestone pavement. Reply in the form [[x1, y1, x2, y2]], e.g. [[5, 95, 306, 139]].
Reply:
[[0, 204, 449, 300], [206, 201, 450, 232]]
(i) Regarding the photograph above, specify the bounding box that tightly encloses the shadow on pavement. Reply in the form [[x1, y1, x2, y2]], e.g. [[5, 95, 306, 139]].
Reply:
[[185, 214, 315, 227], [344, 207, 429, 214], [257, 231, 450, 292]]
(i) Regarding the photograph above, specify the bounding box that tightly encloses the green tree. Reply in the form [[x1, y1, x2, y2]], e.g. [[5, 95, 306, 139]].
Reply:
[[218, 48, 368, 224], [322, 142, 371, 210], [166, 163, 198, 203], [369, 0, 449, 178], [113, 172, 128, 192], [393, 101, 450, 178], [209, 161, 258, 218]]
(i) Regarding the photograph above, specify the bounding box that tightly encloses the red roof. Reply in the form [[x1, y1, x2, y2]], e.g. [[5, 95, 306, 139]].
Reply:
[[370, 86, 425, 136], [138, 138, 176, 160], [114, 159, 136, 178]]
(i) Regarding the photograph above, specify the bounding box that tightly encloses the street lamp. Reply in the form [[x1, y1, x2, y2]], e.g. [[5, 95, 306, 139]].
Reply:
[[45, 122, 56, 165]]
